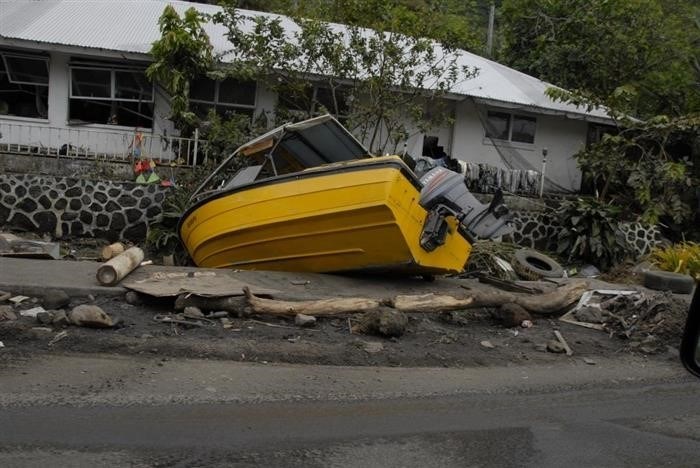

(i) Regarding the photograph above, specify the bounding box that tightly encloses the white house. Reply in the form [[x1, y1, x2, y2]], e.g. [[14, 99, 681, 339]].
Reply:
[[0, 0, 614, 192]]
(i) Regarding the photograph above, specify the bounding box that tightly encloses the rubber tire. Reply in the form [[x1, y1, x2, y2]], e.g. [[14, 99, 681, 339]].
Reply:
[[643, 270, 694, 294], [512, 249, 564, 279]]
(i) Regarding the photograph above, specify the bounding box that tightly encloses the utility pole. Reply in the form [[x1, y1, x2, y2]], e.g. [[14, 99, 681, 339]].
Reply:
[[486, 2, 495, 58]]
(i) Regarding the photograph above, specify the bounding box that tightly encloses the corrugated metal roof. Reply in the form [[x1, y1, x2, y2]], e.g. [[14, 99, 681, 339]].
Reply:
[[0, 0, 612, 121]]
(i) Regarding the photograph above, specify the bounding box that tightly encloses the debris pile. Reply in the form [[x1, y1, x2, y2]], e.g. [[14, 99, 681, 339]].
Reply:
[[561, 289, 689, 353]]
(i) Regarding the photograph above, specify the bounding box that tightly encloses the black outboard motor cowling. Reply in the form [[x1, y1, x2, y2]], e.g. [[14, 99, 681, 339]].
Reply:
[[418, 167, 512, 249]]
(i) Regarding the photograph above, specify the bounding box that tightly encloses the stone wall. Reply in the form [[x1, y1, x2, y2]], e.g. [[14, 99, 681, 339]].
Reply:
[[0, 173, 169, 241]]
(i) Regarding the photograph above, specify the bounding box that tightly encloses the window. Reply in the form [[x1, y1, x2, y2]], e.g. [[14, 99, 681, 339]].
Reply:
[[0, 51, 49, 119], [279, 84, 350, 121], [69, 64, 153, 128], [485, 111, 536, 144], [190, 77, 257, 119]]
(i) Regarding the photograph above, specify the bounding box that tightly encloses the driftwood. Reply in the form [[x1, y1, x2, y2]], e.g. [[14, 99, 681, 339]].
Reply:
[[467, 281, 589, 316], [174, 294, 248, 314], [239, 282, 588, 317], [242, 287, 384, 316], [391, 294, 474, 313], [96, 247, 144, 286]]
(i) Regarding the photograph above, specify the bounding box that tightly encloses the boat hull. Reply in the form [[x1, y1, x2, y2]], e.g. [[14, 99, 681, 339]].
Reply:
[[179, 158, 471, 274]]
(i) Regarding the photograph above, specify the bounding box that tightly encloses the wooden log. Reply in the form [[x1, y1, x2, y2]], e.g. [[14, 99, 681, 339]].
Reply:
[[96, 247, 144, 286], [468, 281, 589, 316], [101, 242, 125, 261], [391, 294, 474, 313], [240, 282, 588, 318], [242, 287, 383, 316]]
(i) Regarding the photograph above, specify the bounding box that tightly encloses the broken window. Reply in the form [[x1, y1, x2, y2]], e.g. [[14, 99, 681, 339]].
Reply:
[[69, 64, 153, 128], [190, 77, 257, 120], [0, 51, 49, 119], [485, 111, 536, 144]]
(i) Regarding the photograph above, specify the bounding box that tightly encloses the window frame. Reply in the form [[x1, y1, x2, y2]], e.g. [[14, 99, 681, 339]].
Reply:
[[1, 52, 50, 86], [484, 110, 537, 145], [69, 65, 154, 103], [189, 77, 257, 114]]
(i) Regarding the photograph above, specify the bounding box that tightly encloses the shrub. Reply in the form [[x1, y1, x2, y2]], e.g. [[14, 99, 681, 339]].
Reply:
[[556, 198, 632, 270]]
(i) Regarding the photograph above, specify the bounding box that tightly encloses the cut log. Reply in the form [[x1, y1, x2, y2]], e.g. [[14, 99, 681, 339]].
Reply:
[[96, 247, 144, 286], [242, 287, 383, 316], [101, 242, 125, 261]]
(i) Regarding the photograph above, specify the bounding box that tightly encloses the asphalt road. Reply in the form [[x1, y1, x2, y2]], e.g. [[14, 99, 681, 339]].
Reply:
[[1, 354, 700, 467]]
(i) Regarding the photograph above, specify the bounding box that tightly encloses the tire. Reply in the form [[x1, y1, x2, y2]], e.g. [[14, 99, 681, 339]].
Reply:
[[512, 248, 564, 280], [643, 270, 695, 294]]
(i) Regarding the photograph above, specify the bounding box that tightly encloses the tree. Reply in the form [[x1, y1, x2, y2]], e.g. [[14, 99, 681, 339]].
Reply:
[[146, 5, 214, 135], [498, 0, 700, 118], [213, 0, 476, 154]]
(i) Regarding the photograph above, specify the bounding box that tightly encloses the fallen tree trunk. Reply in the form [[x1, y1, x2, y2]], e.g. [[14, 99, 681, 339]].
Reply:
[[242, 287, 384, 316], [231, 283, 589, 318], [391, 294, 474, 313], [467, 281, 589, 316]]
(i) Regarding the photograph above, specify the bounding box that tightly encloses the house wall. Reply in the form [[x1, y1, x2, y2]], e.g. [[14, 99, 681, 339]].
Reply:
[[0, 47, 284, 163], [451, 99, 588, 192]]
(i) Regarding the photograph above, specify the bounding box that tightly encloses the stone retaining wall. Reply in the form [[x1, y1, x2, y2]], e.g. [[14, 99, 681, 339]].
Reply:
[[0, 173, 169, 241]]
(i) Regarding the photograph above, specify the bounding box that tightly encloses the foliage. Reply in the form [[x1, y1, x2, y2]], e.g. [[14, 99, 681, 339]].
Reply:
[[146, 166, 212, 264], [650, 242, 700, 280], [499, 0, 700, 118], [213, 0, 477, 154], [556, 198, 632, 271], [563, 114, 698, 227], [199, 109, 269, 163], [146, 5, 214, 134]]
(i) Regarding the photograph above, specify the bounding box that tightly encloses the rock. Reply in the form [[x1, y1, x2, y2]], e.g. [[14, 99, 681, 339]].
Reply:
[[546, 340, 566, 354], [220, 317, 233, 329], [42, 289, 70, 310], [497, 303, 532, 328], [68, 305, 114, 328], [124, 291, 143, 306], [294, 313, 317, 327], [183, 306, 204, 318], [0, 305, 17, 321], [20, 306, 46, 318], [583, 357, 596, 365], [574, 306, 604, 324], [362, 341, 384, 354], [521, 320, 533, 328], [52, 310, 69, 327], [36, 311, 55, 325], [480, 340, 495, 349], [352, 307, 408, 337]]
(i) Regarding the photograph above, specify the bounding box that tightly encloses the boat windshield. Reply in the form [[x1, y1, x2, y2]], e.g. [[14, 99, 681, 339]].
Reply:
[[190, 115, 371, 202]]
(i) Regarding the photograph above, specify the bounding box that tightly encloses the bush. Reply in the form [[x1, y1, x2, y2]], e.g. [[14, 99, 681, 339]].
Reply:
[[556, 198, 632, 270]]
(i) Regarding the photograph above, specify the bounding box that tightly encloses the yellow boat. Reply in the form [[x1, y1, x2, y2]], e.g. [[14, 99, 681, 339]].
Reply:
[[179, 115, 511, 274]]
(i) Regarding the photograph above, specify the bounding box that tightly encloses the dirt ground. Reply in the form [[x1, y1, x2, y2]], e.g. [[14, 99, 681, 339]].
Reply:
[[0, 283, 689, 368]]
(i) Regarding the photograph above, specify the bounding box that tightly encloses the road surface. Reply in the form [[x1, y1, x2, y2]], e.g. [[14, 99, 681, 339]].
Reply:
[[1, 354, 699, 467]]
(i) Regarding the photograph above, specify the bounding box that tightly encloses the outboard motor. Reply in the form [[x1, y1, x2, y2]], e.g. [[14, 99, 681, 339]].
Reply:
[[418, 167, 513, 251]]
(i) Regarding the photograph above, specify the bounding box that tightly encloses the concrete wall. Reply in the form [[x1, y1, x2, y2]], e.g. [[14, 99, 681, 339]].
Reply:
[[0, 173, 169, 241]]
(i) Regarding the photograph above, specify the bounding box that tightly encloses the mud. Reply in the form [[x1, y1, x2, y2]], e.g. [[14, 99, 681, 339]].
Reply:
[[0, 291, 684, 368]]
